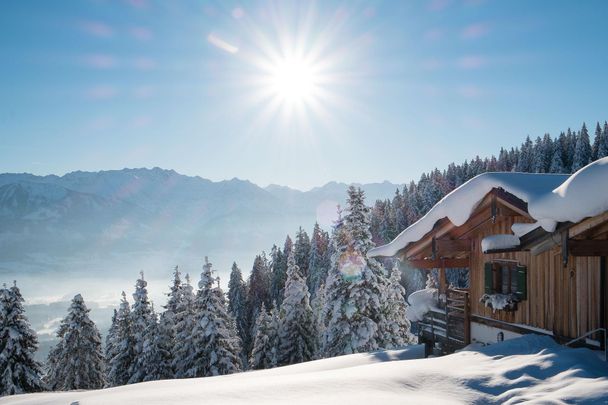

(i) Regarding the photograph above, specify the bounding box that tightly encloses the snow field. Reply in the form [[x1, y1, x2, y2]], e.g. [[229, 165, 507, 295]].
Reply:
[[4, 335, 607, 405]]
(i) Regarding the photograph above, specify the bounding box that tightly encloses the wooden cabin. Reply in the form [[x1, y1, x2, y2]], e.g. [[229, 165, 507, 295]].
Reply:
[[369, 159, 608, 355]]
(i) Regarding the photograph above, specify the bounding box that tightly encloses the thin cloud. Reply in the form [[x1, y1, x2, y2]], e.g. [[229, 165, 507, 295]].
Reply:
[[428, 0, 452, 12], [86, 85, 118, 100], [133, 85, 155, 99], [456, 55, 487, 69], [131, 57, 156, 70], [457, 84, 484, 99], [79, 21, 114, 38], [207, 33, 239, 54], [83, 54, 118, 69], [130, 26, 153, 41], [424, 28, 444, 41], [232, 7, 245, 19], [461, 22, 491, 39]]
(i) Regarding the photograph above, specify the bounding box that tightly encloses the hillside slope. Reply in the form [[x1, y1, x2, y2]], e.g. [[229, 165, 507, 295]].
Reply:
[[4, 335, 606, 405]]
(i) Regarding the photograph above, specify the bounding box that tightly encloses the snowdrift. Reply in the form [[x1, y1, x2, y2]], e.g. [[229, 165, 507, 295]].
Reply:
[[3, 335, 607, 404]]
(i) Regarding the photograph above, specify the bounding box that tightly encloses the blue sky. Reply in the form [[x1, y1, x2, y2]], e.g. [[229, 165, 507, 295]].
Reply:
[[1, 0, 607, 190]]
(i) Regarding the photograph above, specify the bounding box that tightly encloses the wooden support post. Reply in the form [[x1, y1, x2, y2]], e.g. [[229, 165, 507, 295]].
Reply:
[[601, 256, 606, 351], [464, 291, 471, 345], [431, 237, 437, 260], [440, 260, 446, 294], [445, 288, 450, 354], [562, 231, 569, 267]]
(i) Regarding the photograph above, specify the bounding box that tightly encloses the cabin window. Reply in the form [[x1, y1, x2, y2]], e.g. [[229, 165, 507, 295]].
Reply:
[[484, 261, 527, 300]]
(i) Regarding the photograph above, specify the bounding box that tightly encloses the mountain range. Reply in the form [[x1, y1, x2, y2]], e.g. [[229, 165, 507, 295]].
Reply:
[[0, 168, 401, 287]]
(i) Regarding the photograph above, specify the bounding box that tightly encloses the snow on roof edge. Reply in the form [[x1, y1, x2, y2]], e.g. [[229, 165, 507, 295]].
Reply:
[[368, 157, 608, 258]]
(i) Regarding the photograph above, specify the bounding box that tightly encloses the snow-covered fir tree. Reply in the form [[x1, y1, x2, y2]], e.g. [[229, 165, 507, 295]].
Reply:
[[271, 236, 291, 306], [310, 282, 327, 355], [592, 122, 603, 161], [572, 123, 592, 172], [172, 274, 197, 378], [308, 223, 330, 298], [249, 303, 278, 370], [516, 136, 533, 172], [380, 264, 413, 348], [549, 137, 566, 173], [278, 249, 316, 366], [46, 294, 105, 391], [598, 122, 608, 159], [323, 186, 389, 356], [128, 272, 155, 384], [161, 266, 182, 332], [294, 227, 311, 280], [157, 266, 181, 369], [106, 292, 135, 387], [247, 254, 271, 340], [186, 257, 242, 377], [104, 309, 119, 384], [227, 262, 250, 356], [0, 283, 44, 396], [139, 309, 173, 382]]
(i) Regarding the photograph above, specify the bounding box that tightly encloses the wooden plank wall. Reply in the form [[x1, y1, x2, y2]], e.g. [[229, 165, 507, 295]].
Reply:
[[467, 215, 601, 339]]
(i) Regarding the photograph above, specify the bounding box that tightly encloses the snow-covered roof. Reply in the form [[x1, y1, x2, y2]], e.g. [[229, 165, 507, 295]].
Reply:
[[369, 157, 608, 258]]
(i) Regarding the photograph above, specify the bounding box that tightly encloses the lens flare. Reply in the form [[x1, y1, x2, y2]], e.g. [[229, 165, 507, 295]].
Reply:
[[338, 250, 365, 281]]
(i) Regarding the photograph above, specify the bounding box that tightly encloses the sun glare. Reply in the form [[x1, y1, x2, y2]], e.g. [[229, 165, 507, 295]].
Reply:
[[270, 58, 318, 102], [234, 2, 365, 135]]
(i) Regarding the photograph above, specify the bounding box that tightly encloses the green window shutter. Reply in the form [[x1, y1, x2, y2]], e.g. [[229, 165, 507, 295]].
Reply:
[[515, 265, 527, 300], [484, 262, 493, 294]]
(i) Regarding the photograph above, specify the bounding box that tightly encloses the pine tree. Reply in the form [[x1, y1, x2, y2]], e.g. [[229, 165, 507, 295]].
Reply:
[[294, 227, 311, 281], [249, 303, 278, 370], [106, 292, 135, 387], [516, 136, 533, 172], [278, 249, 316, 366], [247, 254, 271, 340], [572, 123, 592, 172], [599, 122, 608, 159], [592, 122, 603, 161], [228, 262, 250, 356], [323, 187, 388, 356], [128, 272, 155, 384], [270, 242, 287, 306], [0, 283, 44, 396], [46, 294, 105, 390], [161, 266, 182, 333], [308, 223, 330, 297], [310, 282, 327, 354], [532, 136, 546, 173], [380, 264, 413, 348], [549, 137, 566, 173], [187, 257, 242, 377], [158, 266, 181, 370], [104, 309, 119, 385], [139, 310, 173, 382], [173, 274, 197, 378]]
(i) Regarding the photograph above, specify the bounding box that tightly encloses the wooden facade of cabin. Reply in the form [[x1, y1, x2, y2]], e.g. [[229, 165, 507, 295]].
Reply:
[[395, 188, 608, 354]]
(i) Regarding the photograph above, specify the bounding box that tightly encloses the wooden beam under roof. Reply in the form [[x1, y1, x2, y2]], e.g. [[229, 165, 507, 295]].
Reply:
[[435, 239, 471, 255], [406, 258, 470, 269], [568, 239, 608, 257]]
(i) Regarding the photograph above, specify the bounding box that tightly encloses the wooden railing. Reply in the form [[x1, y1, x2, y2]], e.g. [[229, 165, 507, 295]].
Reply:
[[419, 288, 470, 354]]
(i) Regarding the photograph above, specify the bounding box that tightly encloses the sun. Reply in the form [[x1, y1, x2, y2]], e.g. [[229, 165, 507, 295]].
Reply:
[[270, 58, 318, 103]]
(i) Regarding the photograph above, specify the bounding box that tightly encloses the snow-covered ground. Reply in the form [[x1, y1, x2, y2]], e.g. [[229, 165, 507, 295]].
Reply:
[[3, 335, 607, 405]]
